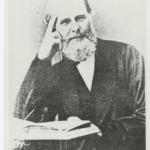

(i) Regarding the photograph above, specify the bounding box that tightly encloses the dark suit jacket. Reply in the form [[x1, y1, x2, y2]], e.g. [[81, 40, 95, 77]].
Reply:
[[14, 38, 145, 150]]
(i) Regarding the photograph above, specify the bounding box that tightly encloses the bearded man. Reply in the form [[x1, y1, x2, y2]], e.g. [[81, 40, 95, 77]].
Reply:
[[13, 0, 145, 149]]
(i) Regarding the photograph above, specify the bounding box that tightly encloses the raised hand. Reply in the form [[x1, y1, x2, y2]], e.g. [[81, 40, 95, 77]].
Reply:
[[38, 15, 62, 60], [43, 0, 52, 25]]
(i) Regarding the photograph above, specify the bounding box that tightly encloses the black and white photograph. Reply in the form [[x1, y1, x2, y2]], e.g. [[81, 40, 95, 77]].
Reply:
[[6, 0, 146, 149]]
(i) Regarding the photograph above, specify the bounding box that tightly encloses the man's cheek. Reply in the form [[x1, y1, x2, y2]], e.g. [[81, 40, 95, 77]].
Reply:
[[80, 19, 90, 29], [56, 26, 68, 40]]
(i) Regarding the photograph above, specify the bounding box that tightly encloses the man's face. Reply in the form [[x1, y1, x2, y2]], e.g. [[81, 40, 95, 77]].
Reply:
[[55, 0, 92, 42], [54, 0, 97, 62]]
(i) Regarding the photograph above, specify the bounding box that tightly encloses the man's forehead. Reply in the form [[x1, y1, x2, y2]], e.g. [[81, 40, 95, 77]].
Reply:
[[53, 0, 87, 18]]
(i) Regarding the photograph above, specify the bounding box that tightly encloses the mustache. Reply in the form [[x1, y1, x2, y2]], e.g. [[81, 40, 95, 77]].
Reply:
[[66, 35, 96, 46], [68, 35, 85, 42]]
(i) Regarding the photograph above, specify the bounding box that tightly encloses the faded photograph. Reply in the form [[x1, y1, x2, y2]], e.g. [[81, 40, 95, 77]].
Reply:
[[8, 0, 146, 149]]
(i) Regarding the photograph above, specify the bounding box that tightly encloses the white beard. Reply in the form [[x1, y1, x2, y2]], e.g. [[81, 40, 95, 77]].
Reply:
[[61, 19, 97, 62], [62, 36, 97, 62]]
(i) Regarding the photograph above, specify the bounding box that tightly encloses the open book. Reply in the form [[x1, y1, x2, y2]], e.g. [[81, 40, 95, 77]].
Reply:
[[12, 118, 101, 140]]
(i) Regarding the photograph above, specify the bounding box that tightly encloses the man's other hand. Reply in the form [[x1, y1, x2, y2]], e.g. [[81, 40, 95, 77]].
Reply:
[[11, 139, 29, 150], [67, 116, 81, 121]]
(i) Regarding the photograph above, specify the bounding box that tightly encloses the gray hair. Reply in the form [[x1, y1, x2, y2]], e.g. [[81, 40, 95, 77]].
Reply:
[[50, 0, 92, 14], [44, 0, 92, 24]]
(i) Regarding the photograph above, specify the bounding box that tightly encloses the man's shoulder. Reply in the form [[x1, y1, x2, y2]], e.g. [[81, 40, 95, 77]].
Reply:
[[97, 38, 131, 53], [96, 38, 142, 60], [97, 38, 127, 47]]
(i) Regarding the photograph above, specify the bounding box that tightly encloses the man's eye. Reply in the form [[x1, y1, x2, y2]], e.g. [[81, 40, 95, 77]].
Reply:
[[60, 19, 71, 25], [75, 16, 86, 22]]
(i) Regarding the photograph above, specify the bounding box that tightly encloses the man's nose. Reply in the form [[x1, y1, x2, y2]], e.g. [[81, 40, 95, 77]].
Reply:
[[71, 22, 80, 33]]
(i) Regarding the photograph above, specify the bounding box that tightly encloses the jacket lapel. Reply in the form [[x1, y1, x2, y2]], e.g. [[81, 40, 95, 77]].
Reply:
[[92, 39, 117, 126], [58, 58, 84, 117]]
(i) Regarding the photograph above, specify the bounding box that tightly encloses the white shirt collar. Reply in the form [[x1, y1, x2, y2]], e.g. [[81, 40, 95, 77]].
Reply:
[[52, 52, 95, 91], [77, 55, 95, 91]]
